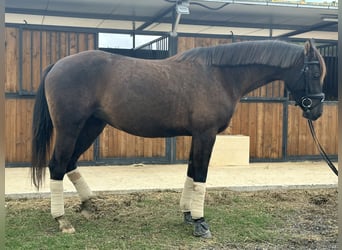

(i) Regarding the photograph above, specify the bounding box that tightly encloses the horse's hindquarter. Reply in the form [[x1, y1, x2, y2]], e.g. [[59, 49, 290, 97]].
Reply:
[[44, 51, 112, 126]]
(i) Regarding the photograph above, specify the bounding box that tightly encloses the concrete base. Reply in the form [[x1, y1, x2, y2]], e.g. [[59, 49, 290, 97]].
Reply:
[[210, 135, 250, 166]]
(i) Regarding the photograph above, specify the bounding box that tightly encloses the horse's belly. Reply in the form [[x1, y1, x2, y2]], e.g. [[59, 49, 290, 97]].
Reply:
[[110, 122, 190, 138]]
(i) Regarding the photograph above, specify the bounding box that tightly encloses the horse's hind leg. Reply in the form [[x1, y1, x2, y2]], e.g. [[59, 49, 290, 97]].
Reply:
[[65, 116, 106, 219], [49, 117, 105, 233], [49, 132, 80, 233]]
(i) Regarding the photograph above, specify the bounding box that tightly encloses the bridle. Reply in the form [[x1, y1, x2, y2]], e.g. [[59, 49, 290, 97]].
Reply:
[[294, 56, 325, 114]]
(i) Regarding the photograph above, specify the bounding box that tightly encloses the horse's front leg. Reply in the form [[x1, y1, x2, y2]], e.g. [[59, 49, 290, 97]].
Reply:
[[180, 131, 216, 238]]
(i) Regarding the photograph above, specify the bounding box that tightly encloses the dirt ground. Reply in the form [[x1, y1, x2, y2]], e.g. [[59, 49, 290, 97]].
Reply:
[[6, 188, 337, 249], [218, 188, 338, 249]]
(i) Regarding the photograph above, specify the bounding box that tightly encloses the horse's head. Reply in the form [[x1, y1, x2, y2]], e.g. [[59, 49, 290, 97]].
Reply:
[[291, 40, 326, 121]]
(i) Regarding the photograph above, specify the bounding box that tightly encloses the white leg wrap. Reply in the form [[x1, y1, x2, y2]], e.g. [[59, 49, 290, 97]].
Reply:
[[50, 179, 65, 218], [191, 182, 206, 220], [67, 169, 93, 201], [180, 176, 194, 212]]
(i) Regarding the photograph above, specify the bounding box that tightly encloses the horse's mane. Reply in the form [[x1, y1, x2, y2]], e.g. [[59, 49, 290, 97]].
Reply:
[[172, 40, 304, 69]]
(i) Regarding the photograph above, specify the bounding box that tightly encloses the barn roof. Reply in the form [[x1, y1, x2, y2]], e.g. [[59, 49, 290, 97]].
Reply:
[[5, 0, 338, 40]]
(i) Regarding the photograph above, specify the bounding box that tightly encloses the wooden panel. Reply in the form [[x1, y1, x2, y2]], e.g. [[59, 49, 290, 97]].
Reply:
[[32, 31, 42, 90], [5, 27, 97, 164], [225, 102, 283, 159], [5, 98, 94, 164], [287, 103, 338, 156], [78, 145, 94, 161], [245, 80, 285, 98], [69, 33, 78, 54], [22, 30, 32, 92], [176, 136, 191, 161], [99, 126, 166, 159], [20, 29, 97, 93], [5, 99, 34, 162], [5, 27, 19, 92], [177, 36, 232, 54]]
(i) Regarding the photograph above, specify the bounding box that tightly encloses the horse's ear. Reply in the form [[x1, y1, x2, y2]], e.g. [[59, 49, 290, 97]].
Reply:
[[304, 39, 316, 56]]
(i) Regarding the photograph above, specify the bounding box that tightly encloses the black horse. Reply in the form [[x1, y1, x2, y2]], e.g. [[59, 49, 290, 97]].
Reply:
[[31, 40, 326, 238]]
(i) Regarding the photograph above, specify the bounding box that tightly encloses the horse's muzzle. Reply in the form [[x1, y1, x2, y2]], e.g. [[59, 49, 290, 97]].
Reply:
[[297, 93, 324, 121], [303, 110, 322, 121]]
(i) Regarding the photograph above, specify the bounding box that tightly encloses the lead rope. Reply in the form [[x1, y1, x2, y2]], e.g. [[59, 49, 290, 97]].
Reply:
[[308, 120, 338, 176]]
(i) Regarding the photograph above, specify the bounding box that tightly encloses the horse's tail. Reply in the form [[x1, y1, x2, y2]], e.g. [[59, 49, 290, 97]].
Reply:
[[31, 64, 55, 189]]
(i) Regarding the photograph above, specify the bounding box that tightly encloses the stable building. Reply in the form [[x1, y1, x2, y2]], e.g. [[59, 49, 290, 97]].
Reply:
[[4, 0, 338, 166]]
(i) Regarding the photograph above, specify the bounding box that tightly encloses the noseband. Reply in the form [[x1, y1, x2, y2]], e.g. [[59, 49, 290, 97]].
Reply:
[[295, 57, 325, 113]]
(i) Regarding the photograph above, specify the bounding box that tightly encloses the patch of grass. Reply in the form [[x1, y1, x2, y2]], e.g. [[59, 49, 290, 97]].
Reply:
[[5, 189, 337, 249]]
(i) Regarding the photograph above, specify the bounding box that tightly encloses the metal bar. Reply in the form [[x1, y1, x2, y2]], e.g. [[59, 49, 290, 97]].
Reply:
[[136, 6, 174, 31], [94, 33, 99, 49], [93, 136, 100, 163], [240, 97, 288, 102], [67, 32, 70, 55], [282, 97, 289, 161], [39, 30, 42, 76], [5, 92, 35, 98], [5, 23, 336, 44], [134, 35, 169, 50], [171, 13, 181, 36], [250, 154, 337, 163], [76, 32, 79, 52], [85, 32, 89, 50], [166, 137, 177, 164], [49, 31, 52, 64], [57, 32, 61, 59], [30, 30, 33, 92], [18, 26, 23, 93], [178, 32, 337, 43], [5, 8, 156, 23], [276, 22, 336, 38]]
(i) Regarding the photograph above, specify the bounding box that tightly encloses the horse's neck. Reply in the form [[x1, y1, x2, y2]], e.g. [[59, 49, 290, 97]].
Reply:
[[222, 65, 299, 98]]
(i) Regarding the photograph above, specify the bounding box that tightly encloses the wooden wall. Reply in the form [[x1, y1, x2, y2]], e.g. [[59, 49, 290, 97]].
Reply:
[[5, 27, 338, 165], [5, 26, 97, 164], [287, 103, 338, 156], [99, 128, 166, 158]]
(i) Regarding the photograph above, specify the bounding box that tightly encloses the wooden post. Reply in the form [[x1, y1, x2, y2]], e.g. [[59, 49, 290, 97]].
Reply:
[[337, 6, 342, 250], [0, 0, 6, 246]]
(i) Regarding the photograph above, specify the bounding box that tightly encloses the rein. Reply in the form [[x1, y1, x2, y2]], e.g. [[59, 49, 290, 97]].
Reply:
[[308, 119, 338, 176], [295, 55, 337, 176]]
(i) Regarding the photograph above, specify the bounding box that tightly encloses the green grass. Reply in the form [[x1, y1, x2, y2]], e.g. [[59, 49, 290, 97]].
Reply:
[[5, 189, 337, 249]]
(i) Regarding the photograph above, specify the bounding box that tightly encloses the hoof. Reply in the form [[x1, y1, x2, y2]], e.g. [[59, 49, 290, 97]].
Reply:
[[193, 218, 212, 239], [56, 216, 75, 234], [78, 198, 98, 219], [183, 211, 194, 225], [80, 209, 93, 220]]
